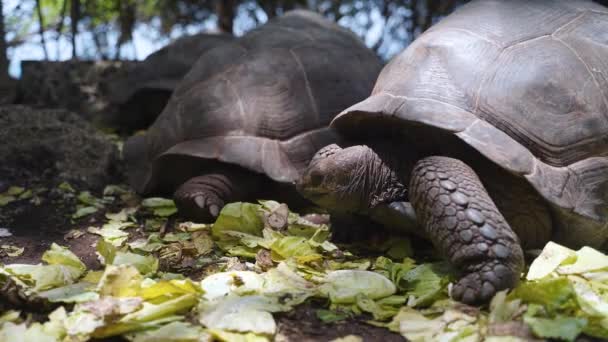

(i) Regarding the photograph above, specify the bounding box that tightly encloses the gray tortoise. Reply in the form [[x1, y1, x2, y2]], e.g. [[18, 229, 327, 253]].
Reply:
[[106, 33, 234, 131], [124, 10, 382, 222], [297, 0, 608, 305]]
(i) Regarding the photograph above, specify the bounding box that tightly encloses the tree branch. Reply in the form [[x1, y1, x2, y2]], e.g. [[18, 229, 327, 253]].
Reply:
[[35, 0, 49, 60]]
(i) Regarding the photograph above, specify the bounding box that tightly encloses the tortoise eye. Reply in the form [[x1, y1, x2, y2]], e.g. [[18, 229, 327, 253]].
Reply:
[[306, 169, 325, 186]]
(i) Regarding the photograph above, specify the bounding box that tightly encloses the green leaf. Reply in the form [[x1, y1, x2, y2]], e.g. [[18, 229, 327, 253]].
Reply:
[[142, 197, 175, 208], [7, 186, 25, 196], [112, 252, 159, 276], [316, 309, 349, 323], [38, 282, 98, 303], [77, 191, 103, 207], [558, 246, 608, 275], [96, 238, 117, 265], [58, 182, 75, 193], [509, 277, 576, 313], [73, 206, 98, 219], [401, 263, 452, 307], [356, 295, 400, 320], [153, 206, 178, 217], [0, 194, 16, 206], [320, 270, 396, 304], [103, 185, 129, 196], [41, 243, 86, 273], [88, 224, 130, 246], [270, 236, 319, 262], [570, 277, 608, 317], [142, 197, 178, 217], [212, 202, 264, 239], [523, 306, 587, 342], [5, 264, 83, 291]]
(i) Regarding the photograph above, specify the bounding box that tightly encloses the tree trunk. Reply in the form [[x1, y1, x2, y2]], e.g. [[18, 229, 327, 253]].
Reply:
[[216, 0, 236, 34], [71, 0, 80, 59], [36, 0, 49, 60], [0, 0, 8, 80], [55, 0, 68, 59]]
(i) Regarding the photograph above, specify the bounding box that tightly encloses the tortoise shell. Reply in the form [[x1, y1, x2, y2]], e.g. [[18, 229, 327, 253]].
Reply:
[[124, 10, 382, 196], [108, 33, 234, 105], [332, 0, 608, 247]]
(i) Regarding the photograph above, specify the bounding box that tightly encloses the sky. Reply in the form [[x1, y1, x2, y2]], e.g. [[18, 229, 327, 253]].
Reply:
[[4, 0, 387, 78]]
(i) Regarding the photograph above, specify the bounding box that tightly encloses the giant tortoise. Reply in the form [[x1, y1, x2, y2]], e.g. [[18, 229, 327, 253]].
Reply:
[[106, 33, 234, 131], [297, 0, 608, 304], [124, 10, 382, 222]]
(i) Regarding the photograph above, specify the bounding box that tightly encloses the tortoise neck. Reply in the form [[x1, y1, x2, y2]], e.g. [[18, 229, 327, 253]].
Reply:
[[349, 141, 415, 208]]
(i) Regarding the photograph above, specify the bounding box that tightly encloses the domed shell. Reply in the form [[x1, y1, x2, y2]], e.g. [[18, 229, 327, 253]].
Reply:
[[124, 10, 383, 195], [332, 0, 608, 243], [107, 33, 234, 105]]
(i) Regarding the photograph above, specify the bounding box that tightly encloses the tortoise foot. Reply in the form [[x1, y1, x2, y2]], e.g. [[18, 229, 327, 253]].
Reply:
[[174, 177, 226, 222], [451, 260, 518, 305]]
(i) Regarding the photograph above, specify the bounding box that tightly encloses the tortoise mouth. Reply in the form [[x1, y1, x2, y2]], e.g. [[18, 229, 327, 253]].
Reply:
[[295, 182, 330, 198]]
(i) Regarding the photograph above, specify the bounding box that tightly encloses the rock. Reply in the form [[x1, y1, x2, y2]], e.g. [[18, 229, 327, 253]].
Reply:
[[17, 60, 138, 130], [0, 77, 17, 105], [0, 105, 120, 190]]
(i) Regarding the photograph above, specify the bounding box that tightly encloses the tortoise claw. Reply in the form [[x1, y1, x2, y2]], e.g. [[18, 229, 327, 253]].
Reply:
[[209, 204, 220, 217], [194, 195, 206, 209]]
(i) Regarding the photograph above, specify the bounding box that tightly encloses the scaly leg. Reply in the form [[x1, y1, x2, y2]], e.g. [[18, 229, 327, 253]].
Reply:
[[409, 156, 524, 304]]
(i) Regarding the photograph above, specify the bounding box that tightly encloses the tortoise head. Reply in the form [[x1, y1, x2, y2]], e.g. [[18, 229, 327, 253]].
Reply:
[[296, 143, 374, 213]]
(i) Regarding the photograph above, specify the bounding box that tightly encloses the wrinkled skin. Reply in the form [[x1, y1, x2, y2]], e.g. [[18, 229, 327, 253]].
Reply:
[[297, 143, 526, 305]]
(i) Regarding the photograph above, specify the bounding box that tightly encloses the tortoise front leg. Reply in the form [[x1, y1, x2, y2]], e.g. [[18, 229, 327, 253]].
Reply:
[[173, 167, 261, 222], [409, 156, 524, 304]]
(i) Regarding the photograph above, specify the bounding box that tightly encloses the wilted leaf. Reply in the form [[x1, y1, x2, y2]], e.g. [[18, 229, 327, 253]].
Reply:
[[120, 293, 198, 323], [523, 305, 586, 342], [200, 271, 265, 300], [208, 329, 269, 342], [88, 224, 130, 246], [97, 265, 143, 297], [1, 244, 24, 257], [199, 295, 287, 335], [389, 306, 481, 341], [320, 270, 396, 304], [126, 321, 207, 342]]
